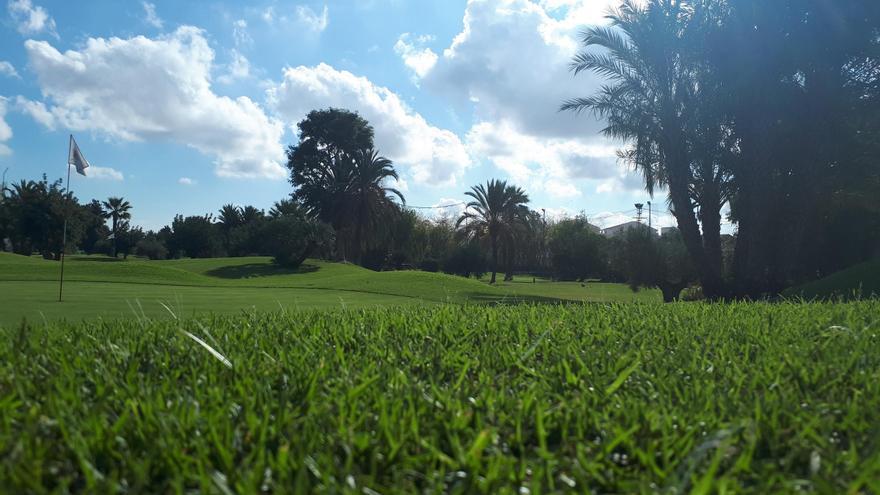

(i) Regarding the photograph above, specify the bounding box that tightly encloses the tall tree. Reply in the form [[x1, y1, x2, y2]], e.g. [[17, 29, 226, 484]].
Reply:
[[286, 109, 404, 264], [456, 179, 530, 284], [349, 148, 405, 263], [102, 197, 132, 258], [286, 108, 374, 260], [563, 0, 728, 298]]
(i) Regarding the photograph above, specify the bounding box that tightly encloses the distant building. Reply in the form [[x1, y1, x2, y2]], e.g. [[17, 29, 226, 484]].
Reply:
[[601, 221, 658, 238]]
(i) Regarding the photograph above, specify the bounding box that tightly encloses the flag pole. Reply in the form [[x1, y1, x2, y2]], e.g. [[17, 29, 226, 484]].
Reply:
[[59, 136, 73, 302]]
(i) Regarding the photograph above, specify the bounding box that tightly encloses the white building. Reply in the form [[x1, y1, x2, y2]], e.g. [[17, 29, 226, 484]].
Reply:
[[601, 221, 658, 238]]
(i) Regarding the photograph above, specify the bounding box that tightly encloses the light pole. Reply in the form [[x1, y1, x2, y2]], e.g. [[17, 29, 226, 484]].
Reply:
[[634, 203, 644, 223]]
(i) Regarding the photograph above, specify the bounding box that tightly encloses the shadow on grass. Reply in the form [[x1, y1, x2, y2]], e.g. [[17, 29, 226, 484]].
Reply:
[[205, 263, 319, 279], [462, 292, 574, 305], [68, 256, 127, 262]]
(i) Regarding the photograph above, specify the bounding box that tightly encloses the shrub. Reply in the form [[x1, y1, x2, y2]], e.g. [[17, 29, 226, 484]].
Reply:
[[443, 242, 487, 278], [135, 238, 168, 260]]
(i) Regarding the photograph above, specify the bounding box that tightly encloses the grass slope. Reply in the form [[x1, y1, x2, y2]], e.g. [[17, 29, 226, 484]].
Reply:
[[783, 259, 880, 300], [1, 302, 878, 492], [0, 253, 658, 325]]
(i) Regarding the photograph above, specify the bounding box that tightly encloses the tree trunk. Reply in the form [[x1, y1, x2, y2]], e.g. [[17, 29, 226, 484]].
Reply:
[[698, 178, 725, 298], [665, 143, 715, 298], [111, 216, 118, 258], [659, 281, 687, 303], [489, 233, 498, 284], [504, 242, 514, 281]]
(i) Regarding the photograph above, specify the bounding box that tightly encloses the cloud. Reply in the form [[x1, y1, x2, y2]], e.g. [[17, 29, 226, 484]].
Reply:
[[142, 1, 163, 29], [266, 63, 471, 186], [178, 177, 195, 185], [232, 19, 252, 47], [466, 119, 622, 197], [295, 5, 328, 33], [87, 166, 124, 181], [7, 0, 56, 37], [14, 96, 55, 129], [394, 33, 438, 80], [422, 0, 610, 140], [261, 6, 274, 23], [23, 27, 285, 178], [218, 49, 251, 84], [410, 0, 642, 195], [0, 97, 12, 156], [0, 61, 20, 78]]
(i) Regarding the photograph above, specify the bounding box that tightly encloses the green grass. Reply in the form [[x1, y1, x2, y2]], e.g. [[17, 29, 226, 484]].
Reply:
[[0, 253, 659, 325], [1, 302, 878, 492], [783, 259, 880, 301]]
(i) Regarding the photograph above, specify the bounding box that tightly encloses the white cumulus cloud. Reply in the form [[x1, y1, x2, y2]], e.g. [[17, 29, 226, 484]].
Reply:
[[218, 49, 251, 84], [23, 27, 285, 179], [296, 5, 328, 33], [0, 61, 20, 78], [7, 0, 56, 37], [232, 19, 252, 47], [394, 33, 438, 80], [416, 0, 638, 194], [0, 97, 12, 156], [142, 1, 163, 29], [14, 96, 55, 129], [267, 63, 471, 186], [178, 177, 195, 185], [87, 166, 124, 181]]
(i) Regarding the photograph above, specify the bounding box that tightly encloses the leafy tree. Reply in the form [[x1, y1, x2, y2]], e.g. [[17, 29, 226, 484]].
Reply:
[[79, 200, 110, 254], [4, 176, 82, 259], [261, 208, 332, 269], [456, 179, 530, 284], [563, 0, 728, 297], [442, 241, 487, 279], [102, 197, 132, 258], [286, 108, 374, 260], [166, 214, 223, 258], [615, 228, 697, 302], [547, 216, 605, 281], [135, 232, 169, 260]]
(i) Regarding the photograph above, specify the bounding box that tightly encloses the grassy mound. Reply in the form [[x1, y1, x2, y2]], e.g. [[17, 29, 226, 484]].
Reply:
[[0, 253, 658, 325], [782, 259, 880, 300], [1, 302, 878, 492]]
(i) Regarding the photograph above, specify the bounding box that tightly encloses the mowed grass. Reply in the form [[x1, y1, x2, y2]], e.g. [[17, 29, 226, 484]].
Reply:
[[783, 259, 880, 301], [1, 302, 878, 493], [0, 253, 659, 325]]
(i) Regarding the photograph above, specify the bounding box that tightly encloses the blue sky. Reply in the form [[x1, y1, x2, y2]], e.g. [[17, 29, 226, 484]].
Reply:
[[0, 0, 675, 231]]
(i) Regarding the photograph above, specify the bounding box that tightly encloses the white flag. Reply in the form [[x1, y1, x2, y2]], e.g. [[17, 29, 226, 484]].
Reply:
[[68, 135, 90, 176]]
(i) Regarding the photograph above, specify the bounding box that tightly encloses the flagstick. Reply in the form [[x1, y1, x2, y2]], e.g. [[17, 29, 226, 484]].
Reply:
[[58, 151, 72, 303]]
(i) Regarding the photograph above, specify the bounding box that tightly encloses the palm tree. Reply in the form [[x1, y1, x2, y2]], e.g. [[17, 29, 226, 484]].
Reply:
[[348, 148, 405, 263], [456, 179, 529, 284], [560, 0, 726, 298], [269, 198, 306, 219], [102, 196, 132, 257], [217, 204, 242, 230]]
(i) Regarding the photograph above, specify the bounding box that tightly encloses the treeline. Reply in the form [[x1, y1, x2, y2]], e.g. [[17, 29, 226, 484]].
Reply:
[[0, 168, 698, 300], [564, 0, 880, 298]]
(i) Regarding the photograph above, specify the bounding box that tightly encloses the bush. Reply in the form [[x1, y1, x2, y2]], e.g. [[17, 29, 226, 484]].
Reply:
[[135, 238, 168, 260], [443, 242, 487, 278], [547, 217, 605, 281], [418, 259, 440, 273], [261, 215, 317, 268], [360, 248, 388, 272]]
